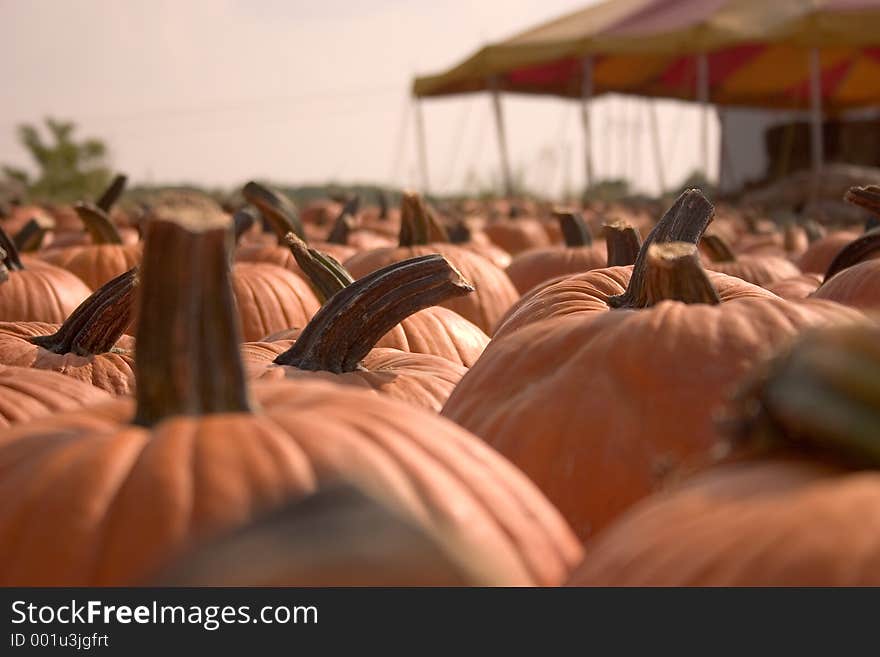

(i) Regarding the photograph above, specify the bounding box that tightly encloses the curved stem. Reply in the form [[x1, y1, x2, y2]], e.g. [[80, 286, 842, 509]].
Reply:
[[845, 185, 880, 218], [96, 174, 127, 213], [284, 232, 354, 303], [133, 215, 251, 427], [724, 325, 880, 467], [232, 207, 257, 244], [700, 233, 736, 262], [554, 210, 592, 247], [603, 220, 642, 267], [399, 192, 446, 246], [326, 196, 359, 245], [30, 267, 138, 355], [242, 181, 305, 240], [274, 255, 474, 373], [74, 202, 123, 245], [803, 220, 825, 243], [822, 230, 880, 281], [608, 189, 715, 308], [14, 216, 55, 252], [0, 225, 24, 271]]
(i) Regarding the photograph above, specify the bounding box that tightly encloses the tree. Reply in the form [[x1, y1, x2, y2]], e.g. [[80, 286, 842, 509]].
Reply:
[[2, 118, 111, 203]]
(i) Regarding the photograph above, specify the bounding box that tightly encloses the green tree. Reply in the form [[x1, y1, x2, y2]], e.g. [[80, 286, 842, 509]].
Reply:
[[2, 118, 111, 203]]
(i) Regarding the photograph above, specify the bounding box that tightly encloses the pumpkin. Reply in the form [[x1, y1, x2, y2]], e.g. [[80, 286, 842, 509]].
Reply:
[[232, 261, 321, 342], [569, 325, 880, 586], [700, 233, 801, 287], [0, 365, 112, 428], [765, 272, 823, 299], [157, 485, 475, 586], [483, 216, 552, 255], [505, 211, 607, 294], [244, 254, 474, 412], [0, 267, 136, 395], [811, 186, 880, 311], [443, 189, 865, 540], [797, 230, 860, 274], [493, 219, 643, 333], [0, 211, 581, 586], [346, 192, 519, 333], [0, 227, 91, 322], [38, 202, 142, 289]]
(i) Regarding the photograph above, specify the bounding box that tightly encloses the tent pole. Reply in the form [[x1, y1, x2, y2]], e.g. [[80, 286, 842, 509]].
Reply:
[[809, 47, 824, 202], [696, 52, 710, 179], [489, 76, 514, 197], [413, 98, 431, 195], [648, 100, 666, 194], [580, 55, 595, 195]]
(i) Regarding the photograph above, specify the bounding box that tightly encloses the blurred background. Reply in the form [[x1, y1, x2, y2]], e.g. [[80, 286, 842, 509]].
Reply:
[[1, 0, 719, 201]]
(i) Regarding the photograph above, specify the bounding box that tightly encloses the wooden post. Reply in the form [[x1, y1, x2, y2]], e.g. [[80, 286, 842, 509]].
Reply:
[[648, 100, 666, 193], [697, 52, 710, 178], [489, 76, 514, 197], [414, 99, 431, 195], [809, 47, 825, 201], [581, 55, 595, 193]]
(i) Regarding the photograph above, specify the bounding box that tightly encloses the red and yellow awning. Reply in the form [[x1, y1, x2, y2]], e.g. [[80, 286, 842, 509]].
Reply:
[[413, 0, 880, 112]]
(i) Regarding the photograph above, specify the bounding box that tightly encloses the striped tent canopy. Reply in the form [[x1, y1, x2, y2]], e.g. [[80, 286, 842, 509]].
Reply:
[[413, 0, 880, 111]]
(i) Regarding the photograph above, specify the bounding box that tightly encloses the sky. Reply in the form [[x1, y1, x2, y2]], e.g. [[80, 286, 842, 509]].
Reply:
[[1, 0, 721, 197]]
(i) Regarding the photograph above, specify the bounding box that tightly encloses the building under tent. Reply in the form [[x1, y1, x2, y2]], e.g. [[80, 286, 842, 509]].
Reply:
[[412, 0, 880, 200]]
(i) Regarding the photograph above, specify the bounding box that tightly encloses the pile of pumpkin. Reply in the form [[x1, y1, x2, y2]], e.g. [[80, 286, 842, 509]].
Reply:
[[1, 172, 879, 587]]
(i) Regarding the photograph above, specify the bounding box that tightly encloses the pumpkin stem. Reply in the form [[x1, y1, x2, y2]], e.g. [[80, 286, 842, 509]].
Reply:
[[74, 202, 123, 245], [96, 174, 127, 213], [14, 216, 55, 252], [242, 181, 306, 241], [845, 185, 880, 218], [133, 215, 251, 427], [604, 220, 642, 266], [865, 215, 880, 233], [0, 225, 24, 271], [723, 325, 880, 467], [326, 196, 360, 245], [29, 267, 138, 356], [639, 243, 721, 307], [821, 230, 880, 282], [273, 254, 474, 373], [555, 210, 592, 247], [399, 192, 447, 246], [283, 232, 354, 304], [447, 220, 472, 244], [803, 219, 825, 243], [608, 189, 715, 308], [701, 233, 737, 262], [232, 207, 257, 244], [378, 189, 389, 219]]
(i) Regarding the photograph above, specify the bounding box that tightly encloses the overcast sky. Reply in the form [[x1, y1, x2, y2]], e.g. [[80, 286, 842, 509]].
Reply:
[[1, 0, 720, 197]]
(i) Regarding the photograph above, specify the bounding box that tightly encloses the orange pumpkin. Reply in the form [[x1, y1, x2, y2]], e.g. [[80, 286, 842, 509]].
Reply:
[[700, 233, 801, 287], [346, 192, 518, 333], [569, 325, 880, 586], [505, 211, 607, 294], [244, 255, 474, 412], [38, 202, 142, 289], [0, 227, 91, 322], [0, 364, 112, 428], [0, 211, 581, 586], [443, 190, 865, 540], [232, 262, 320, 342], [0, 268, 136, 395]]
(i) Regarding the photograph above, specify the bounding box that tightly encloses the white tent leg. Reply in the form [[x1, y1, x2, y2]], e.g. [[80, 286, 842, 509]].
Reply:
[[580, 56, 595, 194], [414, 99, 431, 195], [489, 76, 514, 197], [809, 48, 824, 200], [648, 100, 666, 193], [697, 52, 710, 179]]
